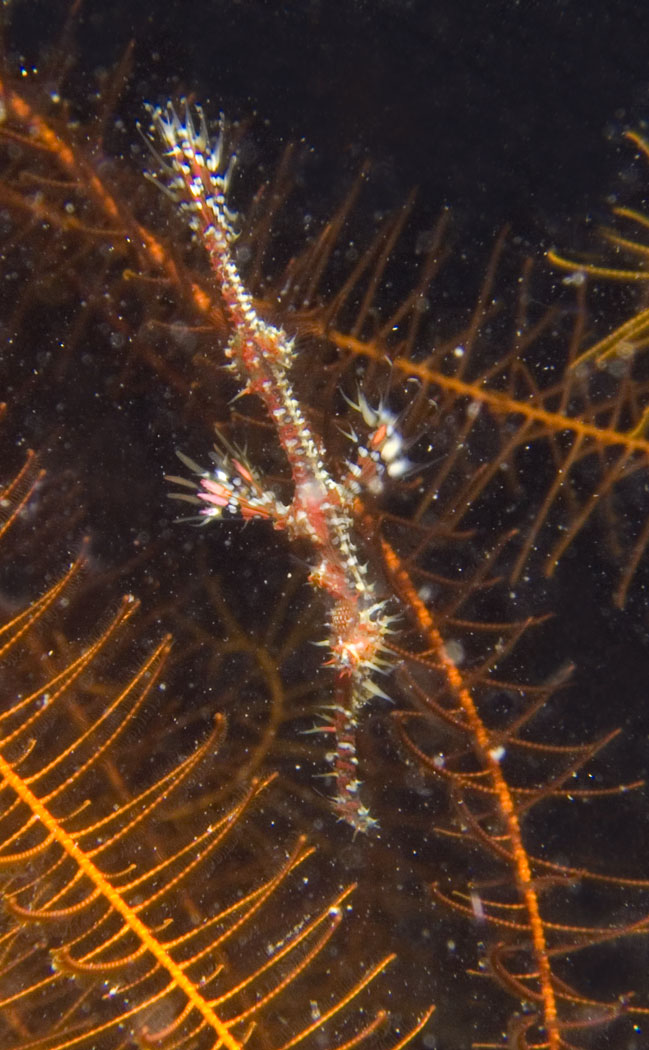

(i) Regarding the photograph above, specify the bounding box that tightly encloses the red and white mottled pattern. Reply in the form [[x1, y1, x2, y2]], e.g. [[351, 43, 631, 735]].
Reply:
[[153, 103, 399, 833]]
